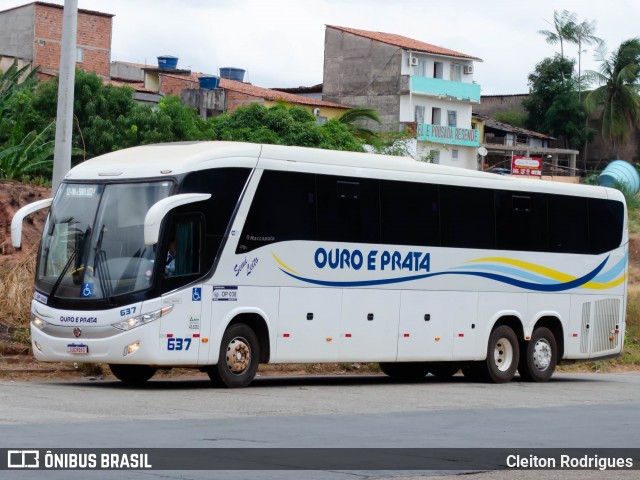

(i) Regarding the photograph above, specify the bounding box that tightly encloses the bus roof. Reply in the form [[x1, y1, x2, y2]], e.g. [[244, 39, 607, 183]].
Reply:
[[64, 141, 622, 201]]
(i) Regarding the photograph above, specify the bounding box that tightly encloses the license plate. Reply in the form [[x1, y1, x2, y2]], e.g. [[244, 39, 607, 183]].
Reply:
[[67, 344, 88, 354]]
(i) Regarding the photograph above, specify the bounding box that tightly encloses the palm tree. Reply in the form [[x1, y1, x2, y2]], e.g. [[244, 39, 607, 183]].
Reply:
[[337, 106, 381, 140], [570, 19, 603, 99], [584, 38, 640, 157], [538, 10, 577, 66]]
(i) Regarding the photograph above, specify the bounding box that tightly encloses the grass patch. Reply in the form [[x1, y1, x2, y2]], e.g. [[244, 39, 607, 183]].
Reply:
[[0, 247, 37, 329]]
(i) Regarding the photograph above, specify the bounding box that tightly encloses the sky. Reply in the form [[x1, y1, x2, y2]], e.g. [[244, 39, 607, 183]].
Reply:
[[1, 0, 639, 95]]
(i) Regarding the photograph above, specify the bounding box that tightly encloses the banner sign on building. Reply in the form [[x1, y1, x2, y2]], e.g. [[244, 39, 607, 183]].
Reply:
[[511, 156, 542, 176], [416, 124, 480, 147]]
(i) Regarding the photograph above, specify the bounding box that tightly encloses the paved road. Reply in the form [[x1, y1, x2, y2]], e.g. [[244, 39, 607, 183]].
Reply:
[[1, 372, 639, 479]]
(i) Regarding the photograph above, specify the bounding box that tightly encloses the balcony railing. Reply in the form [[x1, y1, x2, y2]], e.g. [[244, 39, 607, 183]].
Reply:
[[411, 76, 481, 103], [417, 123, 480, 147]]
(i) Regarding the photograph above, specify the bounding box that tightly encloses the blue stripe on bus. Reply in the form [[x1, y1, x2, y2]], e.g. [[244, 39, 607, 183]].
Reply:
[[278, 256, 609, 292]]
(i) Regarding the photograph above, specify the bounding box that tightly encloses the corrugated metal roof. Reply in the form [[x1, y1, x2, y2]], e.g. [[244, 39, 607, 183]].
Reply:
[[474, 113, 555, 140]]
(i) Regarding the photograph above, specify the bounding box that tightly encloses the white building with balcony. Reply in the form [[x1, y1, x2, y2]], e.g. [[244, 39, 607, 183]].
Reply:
[[323, 25, 482, 169]]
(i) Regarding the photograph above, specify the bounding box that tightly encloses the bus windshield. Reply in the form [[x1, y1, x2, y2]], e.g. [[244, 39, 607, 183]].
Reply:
[[36, 181, 173, 300]]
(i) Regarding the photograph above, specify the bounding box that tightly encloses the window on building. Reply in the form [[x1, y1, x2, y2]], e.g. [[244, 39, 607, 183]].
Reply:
[[451, 63, 463, 82], [76, 47, 84, 63], [316, 116, 327, 126], [452, 149, 459, 159], [447, 110, 457, 127], [415, 106, 425, 124], [430, 150, 440, 164], [432, 107, 441, 125], [433, 62, 444, 79], [414, 58, 427, 77]]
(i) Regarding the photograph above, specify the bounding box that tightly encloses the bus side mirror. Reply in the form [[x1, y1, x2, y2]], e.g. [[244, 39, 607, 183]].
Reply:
[[144, 193, 211, 246], [11, 198, 53, 249]]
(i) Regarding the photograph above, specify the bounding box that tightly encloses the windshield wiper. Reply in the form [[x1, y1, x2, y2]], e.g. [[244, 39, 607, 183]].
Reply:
[[48, 249, 77, 299], [93, 224, 113, 304]]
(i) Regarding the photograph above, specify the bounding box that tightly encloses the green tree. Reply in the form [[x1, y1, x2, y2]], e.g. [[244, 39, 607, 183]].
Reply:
[[0, 60, 55, 181], [206, 103, 364, 152], [584, 38, 640, 157], [524, 56, 593, 149], [337, 106, 381, 140]]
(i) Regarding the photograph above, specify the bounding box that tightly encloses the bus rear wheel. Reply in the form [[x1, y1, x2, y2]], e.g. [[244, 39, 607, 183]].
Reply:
[[379, 362, 429, 380], [109, 364, 157, 384], [518, 327, 557, 382], [208, 323, 259, 388]]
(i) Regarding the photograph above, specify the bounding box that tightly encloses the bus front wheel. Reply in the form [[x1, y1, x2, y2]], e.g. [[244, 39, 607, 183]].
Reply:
[[464, 326, 519, 383], [109, 364, 157, 384], [518, 327, 557, 382], [485, 326, 519, 383], [208, 323, 260, 388]]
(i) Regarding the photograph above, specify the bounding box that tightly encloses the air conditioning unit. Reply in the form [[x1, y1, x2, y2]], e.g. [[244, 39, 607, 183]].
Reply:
[[410, 57, 419, 66], [464, 65, 474, 74]]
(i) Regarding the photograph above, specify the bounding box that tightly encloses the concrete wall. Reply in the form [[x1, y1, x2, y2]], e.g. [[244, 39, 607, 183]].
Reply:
[[0, 56, 31, 74], [110, 61, 144, 81], [323, 27, 406, 132], [0, 4, 35, 61], [181, 88, 226, 119], [474, 94, 527, 117]]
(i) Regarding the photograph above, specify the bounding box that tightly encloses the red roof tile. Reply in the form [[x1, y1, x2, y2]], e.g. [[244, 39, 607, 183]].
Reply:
[[219, 78, 350, 109], [327, 25, 482, 61]]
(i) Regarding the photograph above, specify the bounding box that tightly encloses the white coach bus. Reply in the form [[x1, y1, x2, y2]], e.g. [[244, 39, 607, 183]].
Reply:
[[12, 142, 627, 387]]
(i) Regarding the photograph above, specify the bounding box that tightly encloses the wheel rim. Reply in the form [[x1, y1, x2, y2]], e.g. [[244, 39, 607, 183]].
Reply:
[[493, 337, 514, 372], [225, 336, 251, 375], [532, 338, 552, 371]]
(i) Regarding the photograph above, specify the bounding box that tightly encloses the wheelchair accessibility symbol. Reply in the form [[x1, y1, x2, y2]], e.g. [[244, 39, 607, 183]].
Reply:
[[82, 283, 94, 298], [192, 287, 202, 302]]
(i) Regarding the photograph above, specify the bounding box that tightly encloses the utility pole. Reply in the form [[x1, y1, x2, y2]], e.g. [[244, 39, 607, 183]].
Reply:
[[51, 0, 78, 193]]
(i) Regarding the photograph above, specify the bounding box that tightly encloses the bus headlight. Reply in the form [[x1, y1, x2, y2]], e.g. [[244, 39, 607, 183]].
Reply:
[[112, 306, 173, 331], [124, 341, 140, 356]]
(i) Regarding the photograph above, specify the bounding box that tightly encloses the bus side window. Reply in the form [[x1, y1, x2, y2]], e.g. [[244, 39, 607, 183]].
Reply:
[[162, 215, 203, 293], [317, 175, 380, 244], [237, 171, 316, 253], [380, 179, 439, 246], [495, 192, 547, 251]]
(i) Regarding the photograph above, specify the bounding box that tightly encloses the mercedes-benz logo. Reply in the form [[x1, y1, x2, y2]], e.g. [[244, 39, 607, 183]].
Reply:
[[73, 327, 82, 338]]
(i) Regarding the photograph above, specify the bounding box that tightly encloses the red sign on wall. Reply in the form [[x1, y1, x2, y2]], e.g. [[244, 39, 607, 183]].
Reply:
[[511, 156, 542, 176]]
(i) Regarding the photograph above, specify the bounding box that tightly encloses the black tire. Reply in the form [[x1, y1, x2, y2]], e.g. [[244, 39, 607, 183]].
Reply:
[[485, 325, 519, 383], [379, 362, 429, 380], [427, 363, 459, 378], [518, 327, 557, 382], [109, 364, 157, 384], [465, 326, 519, 383], [208, 323, 259, 388]]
